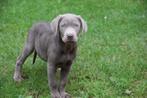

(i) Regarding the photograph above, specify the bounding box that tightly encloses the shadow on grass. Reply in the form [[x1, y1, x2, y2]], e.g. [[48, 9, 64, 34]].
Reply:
[[141, 0, 147, 8], [24, 62, 49, 96], [0, 0, 8, 14]]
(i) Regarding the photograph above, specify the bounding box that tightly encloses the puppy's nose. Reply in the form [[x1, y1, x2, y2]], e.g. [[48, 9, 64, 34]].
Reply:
[[67, 35, 73, 39]]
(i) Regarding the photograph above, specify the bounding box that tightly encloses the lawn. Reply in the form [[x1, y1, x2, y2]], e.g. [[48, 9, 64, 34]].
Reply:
[[0, 0, 147, 98]]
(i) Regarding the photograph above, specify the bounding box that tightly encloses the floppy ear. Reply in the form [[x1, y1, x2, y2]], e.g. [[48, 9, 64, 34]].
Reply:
[[77, 16, 88, 33], [50, 15, 63, 33]]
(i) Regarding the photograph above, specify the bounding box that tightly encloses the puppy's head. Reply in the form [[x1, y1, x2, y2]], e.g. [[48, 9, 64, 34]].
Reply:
[[51, 13, 87, 43]]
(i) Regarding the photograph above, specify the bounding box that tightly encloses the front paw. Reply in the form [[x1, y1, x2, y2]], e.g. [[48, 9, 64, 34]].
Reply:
[[51, 91, 61, 98], [60, 92, 71, 98]]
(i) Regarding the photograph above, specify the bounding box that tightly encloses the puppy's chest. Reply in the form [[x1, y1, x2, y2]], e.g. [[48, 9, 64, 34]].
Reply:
[[58, 52, 75, 64]]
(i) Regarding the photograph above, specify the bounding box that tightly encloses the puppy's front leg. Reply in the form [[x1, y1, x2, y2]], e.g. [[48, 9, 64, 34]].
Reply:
[[47, 62, 60, 98], [59, 61, 72, 98]]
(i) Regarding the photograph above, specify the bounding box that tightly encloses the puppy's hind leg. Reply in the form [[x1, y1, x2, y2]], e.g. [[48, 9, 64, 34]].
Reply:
[[13, 32, 35, 82]]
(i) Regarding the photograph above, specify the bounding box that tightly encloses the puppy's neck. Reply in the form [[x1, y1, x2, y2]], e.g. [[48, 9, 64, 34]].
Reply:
[[63, 42, 77, 53]]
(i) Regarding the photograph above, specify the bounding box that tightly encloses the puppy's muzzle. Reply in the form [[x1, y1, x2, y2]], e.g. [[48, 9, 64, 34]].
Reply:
[[67, 35, 73, 40], [62, 27, 78, 43]]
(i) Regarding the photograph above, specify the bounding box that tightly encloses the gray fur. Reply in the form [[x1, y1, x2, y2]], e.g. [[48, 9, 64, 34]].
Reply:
[[13, 13, 87, 98]]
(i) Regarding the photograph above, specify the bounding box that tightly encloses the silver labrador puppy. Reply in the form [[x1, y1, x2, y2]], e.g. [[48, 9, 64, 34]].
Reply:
[[13, 13, 87, 98]]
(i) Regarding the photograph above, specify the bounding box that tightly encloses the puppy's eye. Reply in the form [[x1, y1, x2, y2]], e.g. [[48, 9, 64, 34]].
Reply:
[[61, 23, 66, 27], [73, 24, 79, 27]]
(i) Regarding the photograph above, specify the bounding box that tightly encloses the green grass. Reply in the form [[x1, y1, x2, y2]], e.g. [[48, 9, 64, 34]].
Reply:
[[0, 0, 147, 97]]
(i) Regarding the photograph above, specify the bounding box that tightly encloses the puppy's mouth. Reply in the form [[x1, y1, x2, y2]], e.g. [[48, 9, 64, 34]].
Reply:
[[66, 40, 76, 43], [62, 36, 77, 44], [63, 40, 76, 44]]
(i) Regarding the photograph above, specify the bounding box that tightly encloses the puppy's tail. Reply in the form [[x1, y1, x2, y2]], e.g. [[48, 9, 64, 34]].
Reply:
[[32, 50, 37, 64]]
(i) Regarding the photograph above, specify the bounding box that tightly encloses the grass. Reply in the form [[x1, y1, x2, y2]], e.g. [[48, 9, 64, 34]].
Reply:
[[0, 0, 147, 97]]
